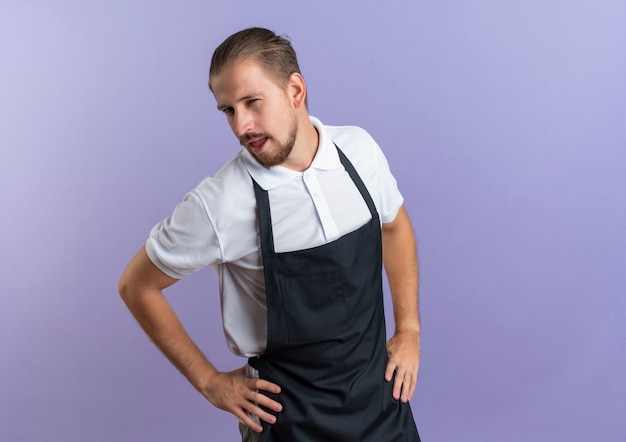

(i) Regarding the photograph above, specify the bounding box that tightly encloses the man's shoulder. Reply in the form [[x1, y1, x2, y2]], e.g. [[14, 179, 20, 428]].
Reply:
[[324, 123, 374, 144], [323, 123, 381, 165], [310, 116, 378, 155], [193, 150, 248, 189], [189, 151, 254, 207]]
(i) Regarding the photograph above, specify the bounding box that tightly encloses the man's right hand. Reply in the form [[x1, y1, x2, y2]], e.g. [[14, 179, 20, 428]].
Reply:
[[202, 366, 282, 433]]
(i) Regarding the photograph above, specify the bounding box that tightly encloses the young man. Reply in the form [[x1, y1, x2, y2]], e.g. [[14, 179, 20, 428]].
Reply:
[[119, 27, 421, 441]]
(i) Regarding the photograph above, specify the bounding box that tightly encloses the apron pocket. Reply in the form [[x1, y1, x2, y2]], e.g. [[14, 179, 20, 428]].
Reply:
[[279, 272, 349, 345]]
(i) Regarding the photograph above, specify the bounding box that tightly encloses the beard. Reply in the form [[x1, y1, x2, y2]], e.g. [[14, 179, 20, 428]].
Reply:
[[240, 118, 298, 169]]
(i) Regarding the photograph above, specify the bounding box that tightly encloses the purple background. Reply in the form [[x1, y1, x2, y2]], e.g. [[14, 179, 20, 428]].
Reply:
[[2, 1, 625, 441]]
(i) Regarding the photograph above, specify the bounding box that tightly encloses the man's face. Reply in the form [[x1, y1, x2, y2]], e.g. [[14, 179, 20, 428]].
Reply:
[[212, 59, 298, 169]]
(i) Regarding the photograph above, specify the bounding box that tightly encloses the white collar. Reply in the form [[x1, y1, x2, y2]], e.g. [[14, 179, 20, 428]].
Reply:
[[242, 116, 342, 190]]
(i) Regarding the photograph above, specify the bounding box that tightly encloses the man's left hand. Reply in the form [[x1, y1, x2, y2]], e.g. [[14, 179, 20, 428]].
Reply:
[[385, 330, 421, 402]]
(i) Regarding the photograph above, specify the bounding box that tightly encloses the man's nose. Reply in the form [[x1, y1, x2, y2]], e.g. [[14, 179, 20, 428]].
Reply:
[[233, 110, 253, 138]]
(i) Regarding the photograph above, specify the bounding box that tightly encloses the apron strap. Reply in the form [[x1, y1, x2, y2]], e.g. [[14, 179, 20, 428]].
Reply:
[[253, 179, 276, 254], [335, 144, 379, 219]]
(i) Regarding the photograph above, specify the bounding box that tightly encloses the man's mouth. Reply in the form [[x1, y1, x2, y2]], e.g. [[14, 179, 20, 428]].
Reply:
[[248, 137, 268, 153]]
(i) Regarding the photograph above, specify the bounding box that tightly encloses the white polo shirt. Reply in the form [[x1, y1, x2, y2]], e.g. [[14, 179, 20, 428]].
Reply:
[[146, 116, 404, 357]]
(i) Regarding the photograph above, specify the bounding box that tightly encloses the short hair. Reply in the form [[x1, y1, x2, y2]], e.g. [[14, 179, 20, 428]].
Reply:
[[208, 27, 306, 104]]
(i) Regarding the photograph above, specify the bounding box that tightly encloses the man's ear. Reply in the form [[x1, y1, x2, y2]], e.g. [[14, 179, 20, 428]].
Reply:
[[287, 72, 307, 108]]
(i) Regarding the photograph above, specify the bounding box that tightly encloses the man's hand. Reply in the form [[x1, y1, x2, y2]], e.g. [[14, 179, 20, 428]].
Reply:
[[202, 366, 283, 433], [385, 330, 421, 403]]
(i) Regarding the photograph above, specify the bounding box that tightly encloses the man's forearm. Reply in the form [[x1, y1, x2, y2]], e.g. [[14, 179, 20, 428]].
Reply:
[[120, 286, 217, 391], [382, 207, 420, 335], [118, 247, 217, 393], [118, 247, 283, 429]]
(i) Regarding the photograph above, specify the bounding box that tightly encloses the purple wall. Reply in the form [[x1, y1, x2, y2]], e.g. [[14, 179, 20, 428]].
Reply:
[[2, 1, 625, 440]]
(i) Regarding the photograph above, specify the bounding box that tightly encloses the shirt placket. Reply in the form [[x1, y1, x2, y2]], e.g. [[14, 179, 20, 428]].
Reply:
[[302, 170, 339, 242]]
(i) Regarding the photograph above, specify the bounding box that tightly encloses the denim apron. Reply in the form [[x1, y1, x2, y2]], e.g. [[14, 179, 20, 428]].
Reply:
[[249, 146, 420, 441]]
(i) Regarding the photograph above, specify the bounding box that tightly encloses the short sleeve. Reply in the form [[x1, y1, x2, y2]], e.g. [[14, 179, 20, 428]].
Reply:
[[325, 123, 404, 225], [372, 140, 404, 224], [145, 191, 221, 279]]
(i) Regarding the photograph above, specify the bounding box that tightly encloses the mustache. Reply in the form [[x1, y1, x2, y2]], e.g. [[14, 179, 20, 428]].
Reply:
[[239, 132, 270, 145]]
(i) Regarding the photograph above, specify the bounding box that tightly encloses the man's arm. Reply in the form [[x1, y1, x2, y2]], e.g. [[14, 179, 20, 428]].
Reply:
[[381, 206, 421, 403], [118, 246, 282, 433]]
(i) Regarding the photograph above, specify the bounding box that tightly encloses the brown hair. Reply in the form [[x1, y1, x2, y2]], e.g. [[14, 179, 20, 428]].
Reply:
[[208, 28, 306, 105]]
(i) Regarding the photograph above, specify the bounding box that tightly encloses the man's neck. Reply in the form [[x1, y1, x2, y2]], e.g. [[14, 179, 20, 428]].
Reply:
[[281, 115, 319, 172]]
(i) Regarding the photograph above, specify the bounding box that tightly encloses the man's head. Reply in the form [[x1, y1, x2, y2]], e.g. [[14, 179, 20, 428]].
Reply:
[[208, 28, 306, 107], [209, 28, 311, 169]]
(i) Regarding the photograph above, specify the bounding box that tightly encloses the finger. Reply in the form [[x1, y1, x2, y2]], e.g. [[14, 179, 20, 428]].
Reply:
[[233, 408, 264, 433], [392, 367, 404, 401], [385, 359, 397, 383], [406, 365, 419, 400], [249, 390, 283, 413], [247, 379, 282, 412], [399, 371, 415, 403], [249, 378, 282, 395], [243, 401, 279, 427]]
